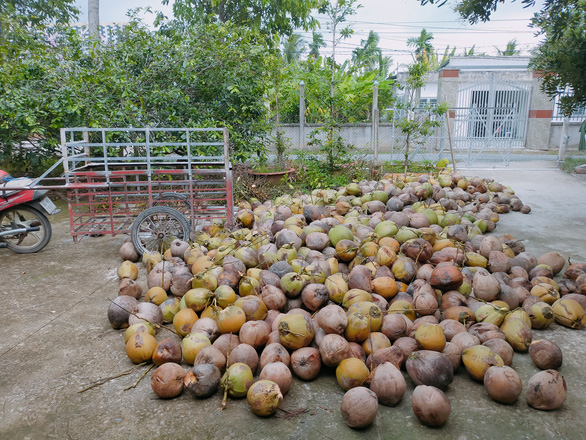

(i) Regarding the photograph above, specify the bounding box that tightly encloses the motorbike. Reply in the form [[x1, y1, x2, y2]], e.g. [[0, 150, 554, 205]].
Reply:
[[0, 170, 60, 253]]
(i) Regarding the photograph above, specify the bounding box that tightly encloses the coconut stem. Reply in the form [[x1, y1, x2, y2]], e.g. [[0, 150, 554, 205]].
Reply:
[[221, 333, 233, 411], [124, 363, 154, 391], [78, 362, 147, 393]]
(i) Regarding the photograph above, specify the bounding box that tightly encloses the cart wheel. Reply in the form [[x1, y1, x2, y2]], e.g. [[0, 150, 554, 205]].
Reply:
[[0, 205, 52, 253], [131, 206, 190, 255]]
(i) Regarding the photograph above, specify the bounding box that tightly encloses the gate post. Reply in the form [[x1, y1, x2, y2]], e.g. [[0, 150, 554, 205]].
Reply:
[[372, 81, 379, 163], [558, 117, 570, 162], [299, 81, 306, 150]]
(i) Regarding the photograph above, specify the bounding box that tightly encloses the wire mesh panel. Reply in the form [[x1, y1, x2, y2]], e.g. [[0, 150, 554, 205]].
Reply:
[[377, 107, 446, 165], [60, 127, 233, 240]]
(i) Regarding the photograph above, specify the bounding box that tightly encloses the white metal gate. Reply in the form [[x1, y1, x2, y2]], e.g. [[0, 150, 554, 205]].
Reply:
[[451, 74, 531, 166]]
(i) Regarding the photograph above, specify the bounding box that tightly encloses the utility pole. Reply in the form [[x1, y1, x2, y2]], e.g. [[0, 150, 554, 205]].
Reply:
[[88, 0, 100, 45]]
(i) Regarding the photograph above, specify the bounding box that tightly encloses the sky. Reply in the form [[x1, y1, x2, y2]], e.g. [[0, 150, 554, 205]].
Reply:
[[73, 0, 543, 68]]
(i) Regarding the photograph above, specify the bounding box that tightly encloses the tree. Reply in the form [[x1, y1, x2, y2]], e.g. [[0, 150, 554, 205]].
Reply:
[[407, 29, 434, 63], [282, 33, 305, 64], [308, 31, 326, 59], [352, 30, 383, 73], [417, 0, 586, 112], [0, 18, 277, 174], [495, 39, 520, 56], [162, 0, 320, 36], [531, 1, 586, 115]]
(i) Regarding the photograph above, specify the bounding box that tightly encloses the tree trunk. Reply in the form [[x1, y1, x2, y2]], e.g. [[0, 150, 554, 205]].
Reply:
[[88, 0, 100, 45]]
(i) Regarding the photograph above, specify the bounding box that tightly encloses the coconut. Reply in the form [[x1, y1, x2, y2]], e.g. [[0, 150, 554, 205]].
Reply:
[[500, 317, 532, 352], [120, 241, 140, 262], [483, 339, 514, 366], [173, 308, 199, 337], [483, 365, 522, 404], [529, 339, 563, 370], [414, 323, 446, 352], [152, 337, 182, 366], [361, 332, 391, 356], [228, 343, 259, 373], [472, 270, 501, 301], [336, 357, 370, 391], [368, 362, 406, 406], [216, 305, 247, 334], [301, 283, 330, 311], [319, 334, 351, 367], [128, 302, 164, 327], [406, 350, 454, 390], [278, 314, 315, 350], [260, 362, 293, 395], [184, 364, 222, 398], [441, 342, 462, 371], [126, 332, 157, 364], [438, 319, 467, 341], [552, 299, 585, 329], [239, 320, 271, 349], [213, 334, 240, 357], [290, 347, 321, 380], [380, 313, 412, 341], [461, 345, 504, 381], [315, 304, 347, 335], [151, 362, 186, 399], [340, 387, 379, 428], [526, 370, 567, 410], [450, 332, 480, 352], [367, 346, 405, 371], [221, 363, 254, 398], [191, 317, 220, 343], [118, 260, 139, 280], [411, 385, 451, 427], [108, 295, 139, 329], [182, 332, 211, 365]]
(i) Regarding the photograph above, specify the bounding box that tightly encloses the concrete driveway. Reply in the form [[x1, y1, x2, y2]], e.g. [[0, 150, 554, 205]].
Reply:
[[1, 163, 585, 440]]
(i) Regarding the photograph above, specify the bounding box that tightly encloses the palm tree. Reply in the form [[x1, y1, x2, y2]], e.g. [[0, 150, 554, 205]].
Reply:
[[308, 31, 325, 59], [428, 45, 456, 70], [407, 29, 434, 63], [282, 33, 304, 64], [352, 30, 382, 73], [88, 0, 100, 43], [495, 39, 520, 56]]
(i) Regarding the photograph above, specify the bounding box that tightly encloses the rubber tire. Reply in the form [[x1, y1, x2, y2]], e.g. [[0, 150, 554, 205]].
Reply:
[[130, 206, 190, 255], [0, 205, 52, 253]]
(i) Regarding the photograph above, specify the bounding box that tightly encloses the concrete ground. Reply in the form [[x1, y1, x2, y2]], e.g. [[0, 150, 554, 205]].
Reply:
[[1, 162, 585, 440]]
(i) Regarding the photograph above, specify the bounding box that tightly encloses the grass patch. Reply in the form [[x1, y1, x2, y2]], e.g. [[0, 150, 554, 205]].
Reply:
[[560, 156, 586, 173]]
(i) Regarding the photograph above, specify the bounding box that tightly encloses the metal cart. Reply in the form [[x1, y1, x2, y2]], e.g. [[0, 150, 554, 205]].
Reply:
[[26, 127, 235, 254]]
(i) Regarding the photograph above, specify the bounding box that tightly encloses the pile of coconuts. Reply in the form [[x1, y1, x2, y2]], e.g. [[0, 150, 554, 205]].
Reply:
[[109, 171, 586, 428]]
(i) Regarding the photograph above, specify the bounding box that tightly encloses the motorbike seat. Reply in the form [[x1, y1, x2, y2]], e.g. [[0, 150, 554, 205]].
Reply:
[[0, 177, 34, 197]]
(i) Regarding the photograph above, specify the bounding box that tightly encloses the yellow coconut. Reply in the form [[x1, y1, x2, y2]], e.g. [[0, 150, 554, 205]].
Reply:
[[182, 332, 211, 364], [527, 301, 555, 329], [344, 312, 371, 343], [325, 273, 349, 304], [342, 289, 373, 310], [278, 314, 315, 350], [173, 307, 199, 337], [474, 304, 507, 326], [552, 299, 585, 329], [145, 287, 168, 305], [118, 260, 139, 280], [216, 305, 247, 334], [347, 301, 383, 331], [388, 300, 416, 321], [414, 323, 446, 352], [336, 357, 370, 391], [500, 318, 532, 352], [461, 345, 504, 381], [247, 380, 283, 416]]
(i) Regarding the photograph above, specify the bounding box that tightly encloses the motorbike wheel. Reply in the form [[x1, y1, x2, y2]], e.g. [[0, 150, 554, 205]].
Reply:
[[0, 205, 52, 253], [130, 206, 190, 256]]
